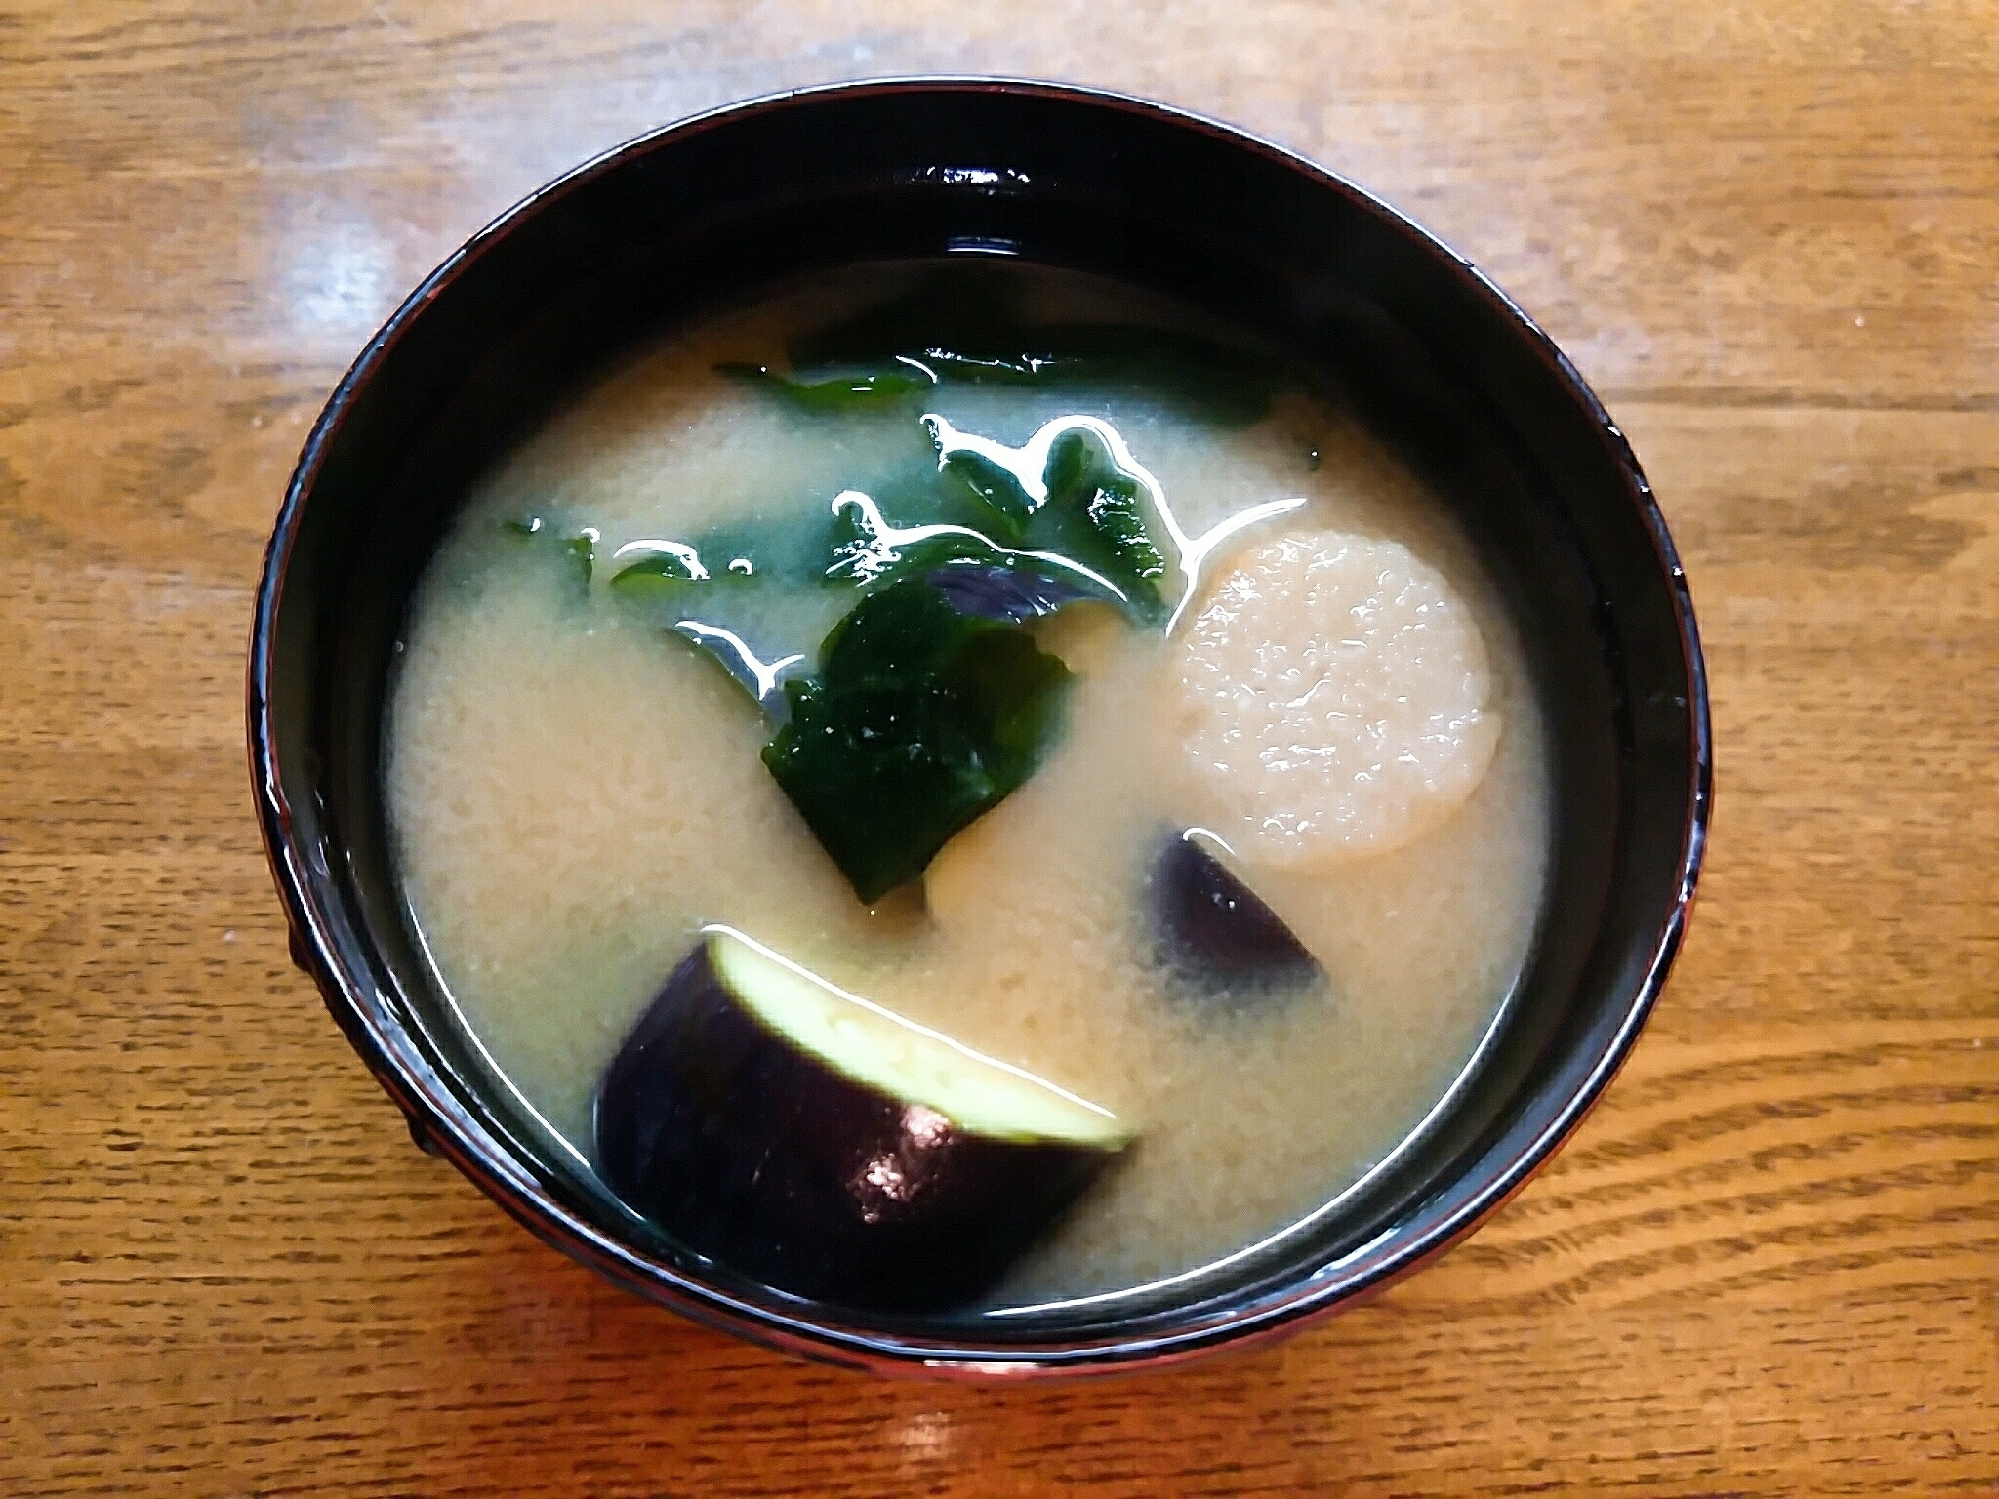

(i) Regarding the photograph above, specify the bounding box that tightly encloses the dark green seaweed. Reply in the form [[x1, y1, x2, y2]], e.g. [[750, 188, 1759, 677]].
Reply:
[[786, 275, 1281, 429], [717, 361, 931, 413], [762, 578, 1073, 902]]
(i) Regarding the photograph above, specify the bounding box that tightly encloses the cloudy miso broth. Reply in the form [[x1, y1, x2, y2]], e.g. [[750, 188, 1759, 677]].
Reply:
[[384, 265, 1551, 1308]]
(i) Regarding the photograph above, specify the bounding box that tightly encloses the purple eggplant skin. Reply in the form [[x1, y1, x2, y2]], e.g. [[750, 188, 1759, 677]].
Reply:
[[592, 942, 1114, 1312], [1152, 832, 1324, 1002], [923, 562, 1104, 623]]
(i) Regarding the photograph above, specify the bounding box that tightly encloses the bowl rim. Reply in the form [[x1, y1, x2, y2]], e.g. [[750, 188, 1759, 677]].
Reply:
[[247, 74, 1713, 1378]]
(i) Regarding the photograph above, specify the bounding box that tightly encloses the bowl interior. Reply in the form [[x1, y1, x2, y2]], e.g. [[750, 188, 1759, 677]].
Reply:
[[254, 82, 1705, 1371]]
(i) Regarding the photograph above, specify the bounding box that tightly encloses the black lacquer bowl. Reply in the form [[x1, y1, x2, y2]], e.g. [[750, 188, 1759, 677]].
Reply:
[[248, 80, 1710, 1377]]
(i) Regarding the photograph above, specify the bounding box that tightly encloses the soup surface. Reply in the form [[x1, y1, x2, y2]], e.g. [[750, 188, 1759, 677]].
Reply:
[[385, 265, 1551, 1309]]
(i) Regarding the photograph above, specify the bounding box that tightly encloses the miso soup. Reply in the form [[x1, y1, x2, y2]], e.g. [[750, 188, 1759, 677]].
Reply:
[[385, 265, 1551, 1312]]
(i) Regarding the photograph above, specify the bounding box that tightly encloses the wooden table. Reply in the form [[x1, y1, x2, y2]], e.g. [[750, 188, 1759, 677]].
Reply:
[[3, 4, 1994, 1493]]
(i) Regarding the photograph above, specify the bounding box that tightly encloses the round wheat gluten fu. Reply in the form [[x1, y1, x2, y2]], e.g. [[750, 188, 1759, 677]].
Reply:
[[1177, 532, 1502, 867]]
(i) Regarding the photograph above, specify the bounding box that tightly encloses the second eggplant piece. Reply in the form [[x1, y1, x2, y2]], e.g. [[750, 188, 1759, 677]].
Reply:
[[1151, 832, 1324, 1006]]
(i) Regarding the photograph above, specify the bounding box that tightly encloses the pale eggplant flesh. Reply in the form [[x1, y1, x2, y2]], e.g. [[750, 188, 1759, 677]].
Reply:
[[593, 927, 1130, 1311]]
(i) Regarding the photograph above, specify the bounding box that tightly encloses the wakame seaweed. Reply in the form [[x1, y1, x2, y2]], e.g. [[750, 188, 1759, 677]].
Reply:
[[1037, 429, 1169, 620], [717, 361, 931, 413], [761, 577, 1073, 903], [783, 277, 1282, 430], [824, 489, 1134, 617], [536, 280, 1279, 901]]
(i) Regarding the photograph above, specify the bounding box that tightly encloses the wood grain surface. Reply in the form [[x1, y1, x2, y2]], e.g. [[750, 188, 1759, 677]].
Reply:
[[3, 2, 1995, 1494]]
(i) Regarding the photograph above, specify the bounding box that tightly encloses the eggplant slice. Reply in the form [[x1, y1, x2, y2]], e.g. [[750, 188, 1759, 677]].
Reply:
[[1151, 831, 1324, 1005], [594, 927, 1130, 1311]]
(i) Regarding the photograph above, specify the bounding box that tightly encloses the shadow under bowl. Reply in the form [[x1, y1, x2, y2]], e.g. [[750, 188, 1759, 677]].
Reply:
[[248, 78, 1710, 1377]]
